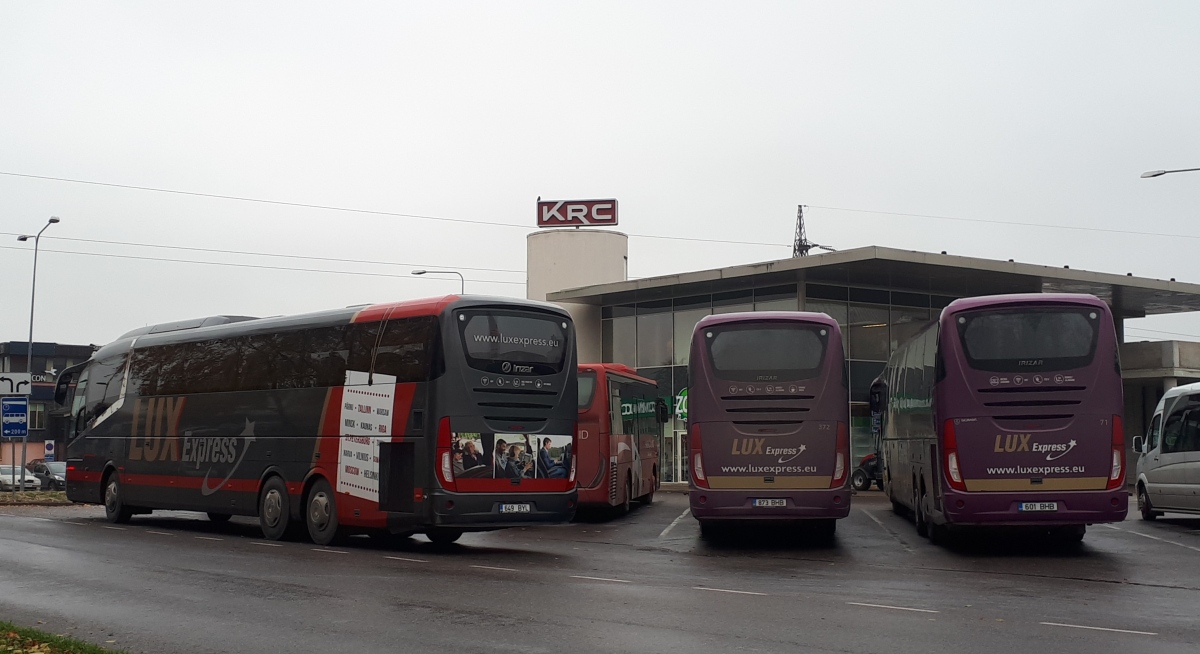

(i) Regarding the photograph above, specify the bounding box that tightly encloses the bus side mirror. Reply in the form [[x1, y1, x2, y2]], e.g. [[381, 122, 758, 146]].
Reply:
[[54, 373, 75, 406], [869, 384, 886, 414], [655, 398, 670, 424], [1132, 436, 1144, 454]]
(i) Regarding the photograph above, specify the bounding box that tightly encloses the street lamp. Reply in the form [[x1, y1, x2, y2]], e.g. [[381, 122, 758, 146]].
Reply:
[[15, 216, 60, 495], [1141, 167, 1200, 178], [411, 269, 465, 294]]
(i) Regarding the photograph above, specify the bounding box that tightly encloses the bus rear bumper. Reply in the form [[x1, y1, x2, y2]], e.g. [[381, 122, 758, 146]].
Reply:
[[938, 488, 1129, 526], [426, 490, 578, 530], [688, 488, 851, 521]]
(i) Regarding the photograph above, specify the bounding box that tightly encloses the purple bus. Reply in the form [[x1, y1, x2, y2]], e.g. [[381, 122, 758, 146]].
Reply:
[[688, 312, 851, 539], [876, 293, 1127, 544]]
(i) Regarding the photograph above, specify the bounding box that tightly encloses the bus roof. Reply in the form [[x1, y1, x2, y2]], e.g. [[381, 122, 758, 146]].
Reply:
[[942, 293, 1108, 316], [694, 311, 840, 330], [578, 362, 657, 387]]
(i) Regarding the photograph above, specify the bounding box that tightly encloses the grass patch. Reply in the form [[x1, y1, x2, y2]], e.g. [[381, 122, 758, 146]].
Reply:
[[0, 621, 124, 654], [0, 491, 69, 505]]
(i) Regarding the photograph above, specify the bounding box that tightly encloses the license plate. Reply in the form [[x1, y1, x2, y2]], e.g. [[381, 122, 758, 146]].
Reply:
[[753, 499, 787, 508], [1018, 501, 1058, 512], [499, 503, 532, 514]]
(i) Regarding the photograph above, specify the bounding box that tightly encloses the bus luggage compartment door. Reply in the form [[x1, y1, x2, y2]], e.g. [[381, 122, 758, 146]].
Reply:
[[378, 441, 416, 513]]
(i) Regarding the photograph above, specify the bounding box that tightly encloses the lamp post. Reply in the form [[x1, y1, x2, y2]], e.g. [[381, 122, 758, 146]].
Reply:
[[411, 269, 465, 294], [1141, 167, 1200, 178], [15, 216, 60, 496]]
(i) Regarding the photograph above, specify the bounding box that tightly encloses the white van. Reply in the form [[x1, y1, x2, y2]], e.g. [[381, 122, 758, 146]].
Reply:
[[1133, 381, 1200, 519]]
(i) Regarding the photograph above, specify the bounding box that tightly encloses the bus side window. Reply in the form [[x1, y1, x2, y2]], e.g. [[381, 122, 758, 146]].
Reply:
[[1146, 414, 1161, 451], [374, 317, 440, 383], [84, 355, 126, 417]]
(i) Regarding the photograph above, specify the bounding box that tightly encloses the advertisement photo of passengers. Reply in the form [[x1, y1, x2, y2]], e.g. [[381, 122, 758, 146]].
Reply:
[[453, 432, 572, 479]]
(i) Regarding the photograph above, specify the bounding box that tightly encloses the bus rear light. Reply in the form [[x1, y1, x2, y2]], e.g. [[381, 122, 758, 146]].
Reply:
[[942, 419, 967, 492], [1107, 414, 1125, 490], [830, 422, 849, 488], [689, 425, 708, 488], [436, 417, 457, 491], [568, 451, 577, 484]]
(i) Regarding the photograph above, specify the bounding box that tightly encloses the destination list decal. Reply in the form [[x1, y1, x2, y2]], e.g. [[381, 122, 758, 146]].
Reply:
[[338, 370, 396, 501]]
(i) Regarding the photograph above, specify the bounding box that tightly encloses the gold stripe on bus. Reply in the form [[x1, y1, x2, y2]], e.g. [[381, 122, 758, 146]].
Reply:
[[707, 476, 833, 490], [963, 477, 1108, 492]]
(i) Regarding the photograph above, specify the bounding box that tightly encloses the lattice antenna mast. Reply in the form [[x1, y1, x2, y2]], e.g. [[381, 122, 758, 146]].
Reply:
[[793, 205, 812, 257]]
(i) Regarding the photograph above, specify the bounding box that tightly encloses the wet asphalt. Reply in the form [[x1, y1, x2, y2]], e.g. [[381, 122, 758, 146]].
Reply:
[[1, 490, 1198, 653]]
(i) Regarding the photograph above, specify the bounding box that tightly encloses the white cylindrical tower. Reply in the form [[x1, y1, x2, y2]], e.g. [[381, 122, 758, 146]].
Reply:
[[527, 229, 628, 363]]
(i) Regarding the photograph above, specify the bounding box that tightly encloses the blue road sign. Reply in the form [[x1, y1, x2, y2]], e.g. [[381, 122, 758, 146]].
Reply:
[[1, 397, 29, 438]]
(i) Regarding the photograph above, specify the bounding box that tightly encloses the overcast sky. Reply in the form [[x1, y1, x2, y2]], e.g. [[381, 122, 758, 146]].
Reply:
[[2, 1, 1198, 350]]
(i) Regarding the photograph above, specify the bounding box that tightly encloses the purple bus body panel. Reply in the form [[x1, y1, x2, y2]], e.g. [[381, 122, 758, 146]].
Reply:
[[931, 294, 1127, 526], [688, 312, 851, 522]]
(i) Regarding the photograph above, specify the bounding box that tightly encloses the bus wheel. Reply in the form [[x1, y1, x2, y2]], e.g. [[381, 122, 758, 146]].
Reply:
[[640, 473, 656, 505], [305, 478, 340, 546], [207, 513, 232, 524], [1138, 485, 1161, 521], [427, 529, 463, 545], [103, 473, 133, 524], [621, 476, 633, 514], [851, 468, 870, 492], [258, 476, 292, 540], [914, 491, 929, 538]]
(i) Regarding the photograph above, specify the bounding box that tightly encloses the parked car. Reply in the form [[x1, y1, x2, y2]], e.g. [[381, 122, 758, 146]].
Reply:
[[27, 460, 66, 491], [0, 466, 42, 491]]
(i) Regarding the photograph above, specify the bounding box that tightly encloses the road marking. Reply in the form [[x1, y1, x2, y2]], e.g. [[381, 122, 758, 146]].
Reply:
[[31, 517, 52, 521], [847, 602, 939, 614], [312, 548, 347, 554], [1101, 524, 1121, 530], [693, 586, 767, 596], [384, 555, 428, 563], [658, 508, 692, 539], [1107, 525, 1200, 552], [570, 575, 631, 584], [0, 513, 16, 517], [470, 565, 518, 572], [146, 531, 174, 536], [102, 526, 125, 530], [251, 542, 283, 547], [1040, 622, 1156, 636], [63, 521, 86, 526], [861, 509, 915, 553], [195, 536, 224, 541]]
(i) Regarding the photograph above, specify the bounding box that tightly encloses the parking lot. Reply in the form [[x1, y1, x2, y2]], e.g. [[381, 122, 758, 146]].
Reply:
[[1, 489, 1198, 653]]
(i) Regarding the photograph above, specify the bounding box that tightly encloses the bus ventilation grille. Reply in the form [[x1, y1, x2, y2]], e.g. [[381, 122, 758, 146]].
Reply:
[[977, 386, 1086, 394], [982, 400, 1082, 407], [609, 461, 619, 504]]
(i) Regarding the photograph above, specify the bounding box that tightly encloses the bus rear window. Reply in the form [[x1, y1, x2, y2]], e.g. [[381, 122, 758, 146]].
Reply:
[[957, 308, 1100, 372], [578, 372, 597, 410], [459, 311, 567, 375], [706, 324, 829, 381]]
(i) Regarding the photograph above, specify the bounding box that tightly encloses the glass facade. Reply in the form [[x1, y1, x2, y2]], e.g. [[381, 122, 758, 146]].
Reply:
[[599, 282, 958, 481]]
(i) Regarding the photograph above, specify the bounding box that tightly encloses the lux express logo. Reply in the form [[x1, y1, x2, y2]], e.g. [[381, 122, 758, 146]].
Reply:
[[993, 434, 1077, 461], [472, 333, 561, 349], [730, 438, 807, 463]]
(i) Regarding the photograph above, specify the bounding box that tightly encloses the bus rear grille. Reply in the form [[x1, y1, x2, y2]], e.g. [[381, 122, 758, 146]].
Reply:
[[732, 420, 805, 426], [992, 414, 1074, 421], [472, 388, 558, 396], [609, 460, 618, 504], [982, 400, 1082, 407], [477, 402, 556, 409], [721, 395, 815, 401], [977, 386, 1086, 394], [725, 407, 809, 413]]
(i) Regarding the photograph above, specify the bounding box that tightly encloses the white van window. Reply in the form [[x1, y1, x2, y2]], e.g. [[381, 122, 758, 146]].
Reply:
[[1162, 412, 1186, 454], [1147, 414, 1161, 451]]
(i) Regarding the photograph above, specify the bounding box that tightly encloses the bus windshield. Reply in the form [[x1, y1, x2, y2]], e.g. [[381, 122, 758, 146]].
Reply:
[[459, 311, 567, 374], [706, 324, 828, 381], [957, 307, 1099, 372]]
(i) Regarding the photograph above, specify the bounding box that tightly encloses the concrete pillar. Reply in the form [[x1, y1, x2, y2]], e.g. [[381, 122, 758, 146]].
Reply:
[[527, 229, 629, 364], [1164, 378, 1178, 392]]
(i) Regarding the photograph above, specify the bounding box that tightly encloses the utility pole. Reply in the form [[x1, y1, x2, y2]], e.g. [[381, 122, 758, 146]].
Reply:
[[793, 205, 811, 257]]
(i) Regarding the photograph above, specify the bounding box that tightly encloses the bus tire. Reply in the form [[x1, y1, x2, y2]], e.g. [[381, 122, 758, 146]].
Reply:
[[103, 472, 133, 524], [427, 529, 463, 545], [852, 468, 870, 492], [914, 490, 929, 538], [207, 512, 232, 524], [1137, 484, 1161, 521], [305, 477, 340, 546], [620, 475, 633, 514], [640, 471, 656, 505], [258, 476, 292, 541]]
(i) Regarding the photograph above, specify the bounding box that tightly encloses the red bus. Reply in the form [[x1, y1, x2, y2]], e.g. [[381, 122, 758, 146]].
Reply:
[[576, 364, 668, 511], [56, 296, 578, 545]]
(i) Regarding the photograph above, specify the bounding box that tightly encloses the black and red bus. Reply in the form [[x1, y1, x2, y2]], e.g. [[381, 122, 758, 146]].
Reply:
[[55, 295, 578, 545], [576, 364, 667, 511]]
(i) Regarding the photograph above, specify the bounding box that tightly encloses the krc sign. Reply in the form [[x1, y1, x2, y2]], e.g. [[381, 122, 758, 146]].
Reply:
[[537, 199, 618, 227]]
